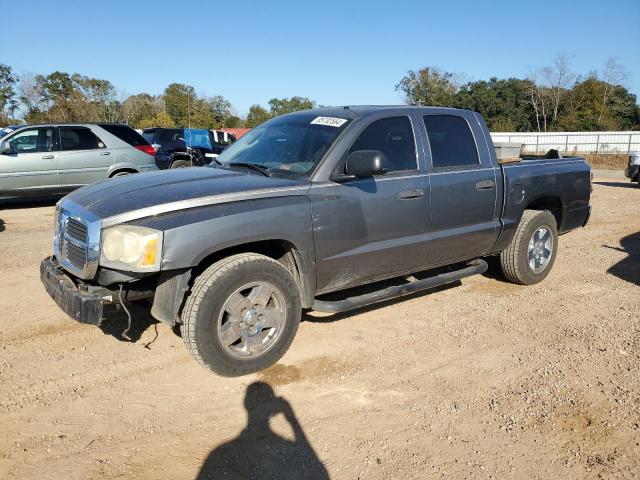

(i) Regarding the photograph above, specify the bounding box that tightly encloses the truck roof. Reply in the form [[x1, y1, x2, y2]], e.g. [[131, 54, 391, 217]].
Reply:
[[288, 105, 471, 119]]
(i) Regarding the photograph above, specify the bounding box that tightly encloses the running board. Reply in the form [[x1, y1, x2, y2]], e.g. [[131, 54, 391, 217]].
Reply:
[[312, 259, 488, 314]]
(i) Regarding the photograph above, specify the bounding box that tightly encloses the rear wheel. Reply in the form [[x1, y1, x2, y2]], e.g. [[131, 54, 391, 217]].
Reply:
[[499, 210, 558, 285], [181, 253, 302, 376], [171, 159, 191, 169]]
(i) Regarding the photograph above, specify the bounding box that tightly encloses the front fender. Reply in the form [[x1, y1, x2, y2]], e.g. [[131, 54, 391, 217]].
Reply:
[[132, 196, 316, 270]]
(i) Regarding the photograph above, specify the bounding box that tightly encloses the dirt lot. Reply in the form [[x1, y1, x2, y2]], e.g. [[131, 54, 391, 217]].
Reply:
[[0, 178, 638, 480]]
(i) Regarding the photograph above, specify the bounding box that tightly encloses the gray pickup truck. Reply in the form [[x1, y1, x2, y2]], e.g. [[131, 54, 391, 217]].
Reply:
[[40, 106, 592, 376]]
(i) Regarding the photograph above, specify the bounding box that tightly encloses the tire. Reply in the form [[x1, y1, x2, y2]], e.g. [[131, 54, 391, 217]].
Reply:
[[181, 253, 302, 376], [499, 210, 558, 285], [171, 159, 191, 169]]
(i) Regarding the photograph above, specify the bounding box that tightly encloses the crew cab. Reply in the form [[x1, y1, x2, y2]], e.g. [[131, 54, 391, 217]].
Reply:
[[40, 106, 592, 376]]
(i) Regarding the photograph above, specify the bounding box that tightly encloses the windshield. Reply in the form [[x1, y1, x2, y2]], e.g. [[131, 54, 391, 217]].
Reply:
[[215, 113, 352, 176]]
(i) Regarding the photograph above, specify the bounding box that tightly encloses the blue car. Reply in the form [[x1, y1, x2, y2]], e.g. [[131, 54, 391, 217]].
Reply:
[[142, 128, 222, 169], [0, 125, 24, 138]]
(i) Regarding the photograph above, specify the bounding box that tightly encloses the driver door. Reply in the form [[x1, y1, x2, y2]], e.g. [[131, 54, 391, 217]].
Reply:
[[309, 116, 429, 293], [0, 127, 58, 198]]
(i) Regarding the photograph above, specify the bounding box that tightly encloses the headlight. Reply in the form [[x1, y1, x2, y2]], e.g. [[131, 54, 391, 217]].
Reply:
[[100, 225, 163, 272], [630, 155, 640, 166]]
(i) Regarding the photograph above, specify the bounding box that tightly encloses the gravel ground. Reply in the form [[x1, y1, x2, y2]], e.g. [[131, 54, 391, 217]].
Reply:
[[0, 178, 638, 479]]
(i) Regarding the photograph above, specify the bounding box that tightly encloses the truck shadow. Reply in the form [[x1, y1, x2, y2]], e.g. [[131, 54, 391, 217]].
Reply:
[[0, 197, 59, 209], [0, 218, 4, 233], [99, 301, 162, 346], [593, 181, 638, 189], [604, 231, 640, 286], [195, 381, 328, 480], [303, 281, 460, 323], [480, 256, 508, 281]]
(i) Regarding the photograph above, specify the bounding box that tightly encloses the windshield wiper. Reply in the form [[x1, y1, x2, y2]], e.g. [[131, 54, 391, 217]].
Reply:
[[225, 162, 271, 177]]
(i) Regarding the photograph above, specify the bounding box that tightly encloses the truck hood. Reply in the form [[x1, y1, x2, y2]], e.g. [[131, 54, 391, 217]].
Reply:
[[63, 167, 310, 222]]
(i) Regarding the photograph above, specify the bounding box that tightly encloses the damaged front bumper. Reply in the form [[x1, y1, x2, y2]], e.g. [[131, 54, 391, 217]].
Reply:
[[40, 256, 108, 325], [40, 257, 156, 326]]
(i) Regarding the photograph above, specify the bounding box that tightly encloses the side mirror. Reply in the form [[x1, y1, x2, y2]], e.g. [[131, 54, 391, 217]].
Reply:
[[0, 140, 13, 154], [345, 150, 388, 177]]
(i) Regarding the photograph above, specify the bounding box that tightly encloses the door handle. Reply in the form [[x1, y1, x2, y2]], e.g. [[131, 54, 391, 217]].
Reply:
[[42, 155, 54, 160], [100, 151, 111, 156], [398, 188, 425, 200], [475, 180, 495, 190]]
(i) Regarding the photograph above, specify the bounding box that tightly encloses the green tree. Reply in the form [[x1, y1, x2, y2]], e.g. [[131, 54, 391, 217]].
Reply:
[[138, 111, 175, 129], [267, 96, 315, 116], [164, 83, 196, 127], [0, 64, 17, 125], [122, 93, 162, 127], [245, 104, 271, 127], [454, 78, 536, 131], [556, 76, 640, 131], [164, 83, 231, 128], [224, 115, 242, 128], [396, 66, 458, 106]]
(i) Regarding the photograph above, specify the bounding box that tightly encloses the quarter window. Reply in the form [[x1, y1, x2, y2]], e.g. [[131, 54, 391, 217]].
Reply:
[[8, 128, 55, 153], [349, 117, 417, 173], [423, 115, 479, 168], [60, 128, 105, 151]]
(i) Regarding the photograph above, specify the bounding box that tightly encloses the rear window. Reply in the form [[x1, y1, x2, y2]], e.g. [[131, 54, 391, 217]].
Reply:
[[423, 115, 479, 168], [157, 129, 184, 144], [142, 131, 156, 143], [99, 124, 149, 146]]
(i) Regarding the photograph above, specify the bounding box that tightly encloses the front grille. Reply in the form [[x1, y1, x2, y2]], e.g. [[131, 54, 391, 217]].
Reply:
[[65, 241, 87, 269], [66, 218, 87, 242], [57, 213, 90, 274], [54, 203, 99, 280]]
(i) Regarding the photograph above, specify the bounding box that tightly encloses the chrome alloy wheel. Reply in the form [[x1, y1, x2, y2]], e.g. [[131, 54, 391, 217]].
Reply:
[[217, 282, 286, 359], [527, 226, 553, 273]]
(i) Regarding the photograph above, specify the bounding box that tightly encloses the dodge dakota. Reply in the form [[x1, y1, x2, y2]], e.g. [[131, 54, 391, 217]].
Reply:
[[41, 106, 592, 376]]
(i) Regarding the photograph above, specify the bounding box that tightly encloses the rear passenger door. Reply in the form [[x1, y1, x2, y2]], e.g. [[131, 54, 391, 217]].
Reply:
[[422, 113, 500, 264], [310, 116, 429, 293], [57, 126, 112, 192]]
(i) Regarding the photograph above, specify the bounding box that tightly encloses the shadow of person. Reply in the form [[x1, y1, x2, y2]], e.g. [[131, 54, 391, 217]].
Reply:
[[196, 382, 328, 480], [605, 231, 640, 286], [0, 218, 4, 233]]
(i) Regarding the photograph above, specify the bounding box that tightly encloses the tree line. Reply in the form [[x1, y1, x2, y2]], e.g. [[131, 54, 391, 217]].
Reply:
[[396, 55, 640, 131], [1, 55, 638, 131]]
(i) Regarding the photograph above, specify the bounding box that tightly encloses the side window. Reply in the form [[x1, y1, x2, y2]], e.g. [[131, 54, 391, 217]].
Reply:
[[158, 129, 183, 144], [8, 128, 55, 153], [349, 117, 417, 173], [423, 115, 479, 169], [60, 128, 105, 151]]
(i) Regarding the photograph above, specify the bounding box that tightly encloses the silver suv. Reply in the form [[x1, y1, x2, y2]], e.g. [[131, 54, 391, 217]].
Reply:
[[0, 123, 157, 200]]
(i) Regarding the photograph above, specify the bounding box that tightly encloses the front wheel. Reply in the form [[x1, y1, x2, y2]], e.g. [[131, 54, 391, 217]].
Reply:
[[181, 253, 302, 376], [499, 210, 558, 285]]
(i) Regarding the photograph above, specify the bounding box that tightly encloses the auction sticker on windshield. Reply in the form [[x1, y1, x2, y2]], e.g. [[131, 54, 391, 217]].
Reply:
[[310, 117, 348, 127]]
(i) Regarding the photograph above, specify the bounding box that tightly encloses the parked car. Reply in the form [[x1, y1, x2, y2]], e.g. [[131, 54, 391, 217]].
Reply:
[[0, 123, 157, 200], [142, 127, 223, 169], [41, 106, 592, 376], [0, 125, 24, 138], [624, 151, 639, 186], [210, 129, 237, 155]]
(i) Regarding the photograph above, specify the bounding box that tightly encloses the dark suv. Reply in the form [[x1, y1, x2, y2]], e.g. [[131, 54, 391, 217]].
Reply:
[[142, 128, 231, 169]]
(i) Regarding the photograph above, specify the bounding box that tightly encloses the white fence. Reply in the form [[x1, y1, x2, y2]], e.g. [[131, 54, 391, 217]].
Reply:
[[490, 131, 640, 155]]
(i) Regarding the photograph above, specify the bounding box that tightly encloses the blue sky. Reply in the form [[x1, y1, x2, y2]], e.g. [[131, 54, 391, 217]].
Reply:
[[2, 0, 639, 116]]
